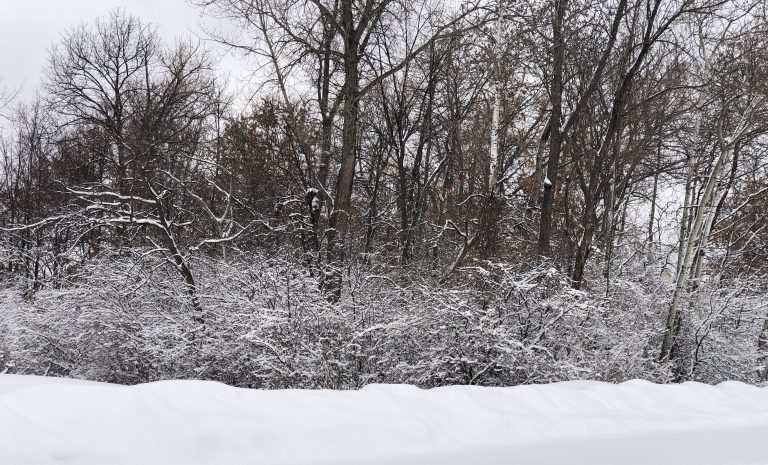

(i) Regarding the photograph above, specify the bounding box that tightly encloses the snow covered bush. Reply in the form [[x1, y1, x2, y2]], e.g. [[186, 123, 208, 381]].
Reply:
[[0, 246, 765, 387]]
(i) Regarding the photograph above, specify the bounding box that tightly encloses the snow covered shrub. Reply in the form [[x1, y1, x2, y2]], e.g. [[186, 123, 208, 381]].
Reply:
[[338, 262, 668, 386], [0, 290, 14, 374], [187, 255, 348, 389], [0, 248, 765, 387], [0, 258, 163, 383], [668, 276, 768, 383], [0, 250, 349, 387]]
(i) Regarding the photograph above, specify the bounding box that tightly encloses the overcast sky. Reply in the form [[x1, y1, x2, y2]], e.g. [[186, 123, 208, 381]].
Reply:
[[0, 0, 248, 103]]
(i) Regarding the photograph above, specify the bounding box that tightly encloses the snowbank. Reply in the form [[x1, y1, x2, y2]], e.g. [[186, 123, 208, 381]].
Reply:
[[1, 375, 767, 465]]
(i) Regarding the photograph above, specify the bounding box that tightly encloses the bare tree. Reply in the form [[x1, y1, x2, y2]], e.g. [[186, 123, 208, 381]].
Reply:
[[660, 7, 768, 362], [44, 10, 158, 193], [200, 0, 486, 299], [36, 12, 244, 326]]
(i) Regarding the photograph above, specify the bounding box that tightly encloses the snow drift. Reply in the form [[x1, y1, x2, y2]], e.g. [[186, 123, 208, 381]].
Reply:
[[1, 375, 767, 465]]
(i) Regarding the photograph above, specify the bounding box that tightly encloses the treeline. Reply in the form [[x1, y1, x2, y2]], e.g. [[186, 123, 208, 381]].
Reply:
[[1, 0, 767, 385]]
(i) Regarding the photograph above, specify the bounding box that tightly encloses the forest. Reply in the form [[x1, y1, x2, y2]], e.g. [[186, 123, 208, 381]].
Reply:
[[0, 0, 767, 388]]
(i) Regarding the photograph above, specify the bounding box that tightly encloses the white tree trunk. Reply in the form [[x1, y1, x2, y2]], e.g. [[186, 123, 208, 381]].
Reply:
[[487, 0, 505, 193], [660, 95, 764, 363], [488, 83, 501, 192]]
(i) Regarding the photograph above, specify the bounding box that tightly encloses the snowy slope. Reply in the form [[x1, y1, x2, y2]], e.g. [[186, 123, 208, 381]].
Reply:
[[1, 375, 767, 465]]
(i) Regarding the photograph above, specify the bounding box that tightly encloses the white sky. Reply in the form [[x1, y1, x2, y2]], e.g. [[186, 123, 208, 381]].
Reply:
[[0, 0, 250, 105]]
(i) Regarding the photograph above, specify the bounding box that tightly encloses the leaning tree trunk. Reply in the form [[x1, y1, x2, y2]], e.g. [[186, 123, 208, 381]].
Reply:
[[660, 146, 732, 362], [660, 95, 763, 362]]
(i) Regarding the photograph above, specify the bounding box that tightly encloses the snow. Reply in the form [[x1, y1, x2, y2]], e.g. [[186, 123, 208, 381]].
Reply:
[[306, 187, 321, 212], [1, 376, 767, 465]]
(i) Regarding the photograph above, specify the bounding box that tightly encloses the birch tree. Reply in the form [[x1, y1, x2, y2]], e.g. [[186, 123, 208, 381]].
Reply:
[[660, 6, 768, 363]]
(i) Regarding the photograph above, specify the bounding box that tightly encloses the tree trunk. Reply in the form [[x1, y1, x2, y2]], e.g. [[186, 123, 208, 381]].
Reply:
[[759, 318, 768, 382], [661, 96, 763, 362], [661, 145, 734, 362], [648, 145, 660, 247], [538, 0, 567, 255], [326, 0, 359, 301], [571, 197, 596, 290]]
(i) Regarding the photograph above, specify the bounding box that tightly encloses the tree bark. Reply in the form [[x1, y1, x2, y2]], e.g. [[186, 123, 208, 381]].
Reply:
[[537, 0, 567, 255], [326, 0, 360, 301], [660, 97, 761, 362]]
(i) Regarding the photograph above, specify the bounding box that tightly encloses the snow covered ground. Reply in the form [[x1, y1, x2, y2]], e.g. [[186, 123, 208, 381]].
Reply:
[[1, 375, 767, 465]]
